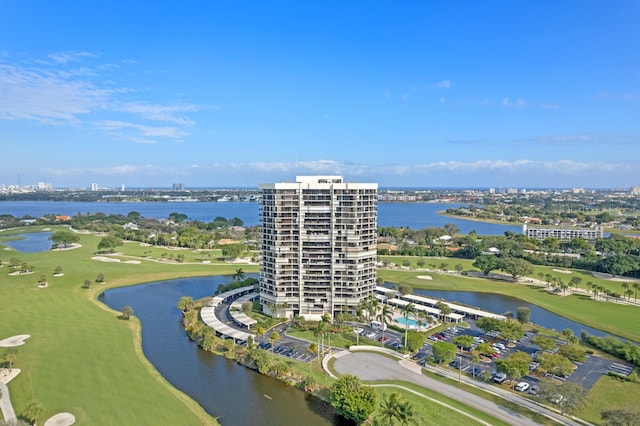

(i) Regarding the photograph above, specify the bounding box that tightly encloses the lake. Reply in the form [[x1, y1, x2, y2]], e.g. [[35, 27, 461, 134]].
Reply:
[[0, 231, 52, 253], [0, 200, 521, 235]]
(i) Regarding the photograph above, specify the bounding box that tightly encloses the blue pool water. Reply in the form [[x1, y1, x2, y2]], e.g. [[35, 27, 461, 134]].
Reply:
[[395, 317, 424, 327]]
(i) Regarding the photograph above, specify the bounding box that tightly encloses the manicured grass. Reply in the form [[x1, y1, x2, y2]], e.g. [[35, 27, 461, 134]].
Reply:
[[419, 370, 555, 425], [370, 381, 510, 426], [0, 226, 260, 425], [287, 329, 379, 349], [378, 266, 640, 342], [576, 375, 640, 424]]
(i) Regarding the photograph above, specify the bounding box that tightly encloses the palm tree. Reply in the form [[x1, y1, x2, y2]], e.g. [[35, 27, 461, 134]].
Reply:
[[233, 268, 245, 281], [269, 331, 280, 358], [365, 295, 379, 321], [376, 305, 393, 347], [598, 285, 607, 300], [24, 401, 44, 426], [3, 348, 17, 372], [379, 392, 402, 424], [314, 321, 326, 359], [402, 303, 416, 349], [621, 282, 629, 300], [396, 398, 418, 426], [633, 283, 640, 301], [436, 301, 451, 322], [625, 289, 633, 301], [306, 343, 317, 372], [470, 352, 480, 379]]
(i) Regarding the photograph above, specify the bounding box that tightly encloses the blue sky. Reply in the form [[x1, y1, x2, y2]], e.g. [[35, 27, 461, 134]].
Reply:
[[1, 1, 638, 189]]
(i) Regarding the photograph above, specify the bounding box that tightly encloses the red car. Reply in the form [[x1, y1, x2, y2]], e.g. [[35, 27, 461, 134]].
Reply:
[[492, 352, 499, 358], [378, 336, 389, 342]]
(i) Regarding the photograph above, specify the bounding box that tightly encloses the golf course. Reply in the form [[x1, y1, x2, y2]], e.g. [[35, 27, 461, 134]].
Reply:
[[2, 226, 639, 425]]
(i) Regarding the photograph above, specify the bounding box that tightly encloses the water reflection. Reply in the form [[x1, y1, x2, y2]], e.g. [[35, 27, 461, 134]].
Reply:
[[101, 276, 341, 425], [1, 232, 52, 253]]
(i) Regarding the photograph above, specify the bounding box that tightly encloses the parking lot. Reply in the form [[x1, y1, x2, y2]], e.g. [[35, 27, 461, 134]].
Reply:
[[412, 320, 634, 393]]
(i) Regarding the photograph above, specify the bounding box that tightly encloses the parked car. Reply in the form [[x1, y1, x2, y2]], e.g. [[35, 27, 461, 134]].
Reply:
[[492, 372, 507, 383], [527, 385, 540, 395], [515, 382, 530, 392]]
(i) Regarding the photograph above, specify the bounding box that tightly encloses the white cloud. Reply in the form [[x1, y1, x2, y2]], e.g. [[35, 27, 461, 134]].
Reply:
[[0, 52, 207, 142], [48, 51, 100, 64], [435, 80, 451, 89], [541, 103, 560, 109], [502, 97, 528, 108], [32, 158, 636, 188]]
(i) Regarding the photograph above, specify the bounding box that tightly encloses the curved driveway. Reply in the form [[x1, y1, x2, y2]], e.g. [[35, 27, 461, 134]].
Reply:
[[333, 352, 540, 426]]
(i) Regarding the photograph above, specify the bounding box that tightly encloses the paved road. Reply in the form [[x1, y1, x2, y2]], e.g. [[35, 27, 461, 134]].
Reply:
[[334, 352, 576, 426], [0, 381, 17, 424]]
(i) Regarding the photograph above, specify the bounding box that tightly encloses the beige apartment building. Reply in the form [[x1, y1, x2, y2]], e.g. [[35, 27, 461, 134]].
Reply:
[[259, 176, 378, 320]]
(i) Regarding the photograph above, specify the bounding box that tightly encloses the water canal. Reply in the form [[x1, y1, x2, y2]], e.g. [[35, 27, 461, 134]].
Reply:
[[100, 276, 342, 426]]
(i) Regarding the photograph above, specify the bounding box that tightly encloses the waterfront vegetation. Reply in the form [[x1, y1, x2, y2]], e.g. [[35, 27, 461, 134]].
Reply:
[[2, 224, 640, 424]]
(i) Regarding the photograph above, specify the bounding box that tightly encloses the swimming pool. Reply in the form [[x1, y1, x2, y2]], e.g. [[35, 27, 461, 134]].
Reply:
[[394, 317, 424, 327]]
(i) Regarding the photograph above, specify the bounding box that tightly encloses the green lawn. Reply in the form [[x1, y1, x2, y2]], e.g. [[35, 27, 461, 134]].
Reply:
[[378, 265, 640, 343], [1, 226, 258, 425], [370, 381, 509, 426], [576, 376, 640, 424]]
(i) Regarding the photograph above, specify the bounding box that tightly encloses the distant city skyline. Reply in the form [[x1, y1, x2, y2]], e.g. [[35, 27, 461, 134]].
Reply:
[[1, 2, 639, 188]]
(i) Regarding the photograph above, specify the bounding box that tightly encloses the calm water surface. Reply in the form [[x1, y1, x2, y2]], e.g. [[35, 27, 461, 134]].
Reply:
[[0, 201, 520, 235], [0, 231, 52, 253], [100, 276, 342, 426]]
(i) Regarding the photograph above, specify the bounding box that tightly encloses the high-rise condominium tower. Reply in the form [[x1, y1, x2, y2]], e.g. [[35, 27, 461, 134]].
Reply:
[[259, 176, 378, 320]]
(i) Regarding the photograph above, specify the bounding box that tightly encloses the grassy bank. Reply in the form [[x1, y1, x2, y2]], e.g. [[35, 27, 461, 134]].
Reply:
[[1, 226, 257, 425]]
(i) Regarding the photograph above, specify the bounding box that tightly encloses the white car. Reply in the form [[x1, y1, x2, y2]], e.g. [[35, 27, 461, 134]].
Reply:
[[353, 328, 364, 335], [515, 382, 529, 392], [366, 332, 376, 339]]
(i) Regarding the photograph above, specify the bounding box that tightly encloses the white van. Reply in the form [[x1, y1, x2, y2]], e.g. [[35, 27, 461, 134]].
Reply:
[[370, 320, 387, 331], [515, 382, 530, 392]]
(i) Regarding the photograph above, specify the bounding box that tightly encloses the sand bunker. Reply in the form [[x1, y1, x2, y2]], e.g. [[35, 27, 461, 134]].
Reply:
[[0, 368, 21, 384], [52, 244, 81, 251], [416, 275, 433, 280], [44, 413, 76, 426], [92, 256, 121, 262], [553, 269, 572, 274], [0, 334, 31, 347], [92, 257, 140, 264]]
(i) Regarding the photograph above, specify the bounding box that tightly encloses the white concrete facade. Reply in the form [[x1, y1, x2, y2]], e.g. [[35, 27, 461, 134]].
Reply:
[[259, 176, 378, 320], [523, 224, 603, 241]]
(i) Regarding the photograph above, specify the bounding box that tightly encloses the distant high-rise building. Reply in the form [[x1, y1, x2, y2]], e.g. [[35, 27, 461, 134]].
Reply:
[[173, 183, 185, 191], [631, 186, 640, 195], [90, 183, 98, 191], [259, 176, 378, 320]]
